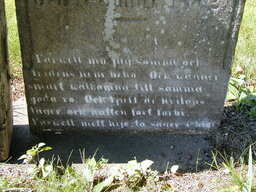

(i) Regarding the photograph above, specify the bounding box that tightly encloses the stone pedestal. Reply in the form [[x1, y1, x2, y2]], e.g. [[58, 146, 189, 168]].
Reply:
[[0, 0, 12, 161]]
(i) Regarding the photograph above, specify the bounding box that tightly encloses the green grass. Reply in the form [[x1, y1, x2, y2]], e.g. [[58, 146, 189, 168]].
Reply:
[[4, 0, 256, 79], [220, 146, 256, 192], [5, 0, 21, 78], [233, 0, 256, 79]]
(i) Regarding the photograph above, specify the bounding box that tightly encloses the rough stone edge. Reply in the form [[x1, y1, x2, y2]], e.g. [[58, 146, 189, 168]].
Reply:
[[223, 0, 246, 70], [210, 0, 246, 149], [15, 0, 34, 70], [0, 0, 12, 161], [221, 0, 246, 97], [15, 0, 35, 134]]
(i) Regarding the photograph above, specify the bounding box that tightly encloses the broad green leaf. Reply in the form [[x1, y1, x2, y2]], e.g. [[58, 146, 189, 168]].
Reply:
[[227, 84, 239, 101], [93, 176, 114, 192], [170, 165, 179, 174], [82, 166, 95, 182], [126, 160, 139, 176], [18, 154, 29, 160], [37, 143, 46, 148], [238, 74, 246, 80], [239, 91, 248, 100], [26, 149, 37, 156], [234, 65, 244, 74], [42, 164, 54, 178], [41, 146, 52, 152], [39, 158, 46, 167], [86, 157, 97, 168], [140, 160, 153, 172], [230, 77, 245, 86]]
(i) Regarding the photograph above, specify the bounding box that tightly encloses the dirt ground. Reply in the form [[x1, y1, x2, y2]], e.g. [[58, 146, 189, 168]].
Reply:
[[11, 78, 24, 101], [1, 78, 255, 192], [0, 163, 234, 192], [214, 102, 256, 159]]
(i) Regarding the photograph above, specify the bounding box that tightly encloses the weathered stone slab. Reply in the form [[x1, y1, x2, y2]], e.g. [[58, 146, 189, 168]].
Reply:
[[0, 0, 12, 161], [16, 0, 245, 134]]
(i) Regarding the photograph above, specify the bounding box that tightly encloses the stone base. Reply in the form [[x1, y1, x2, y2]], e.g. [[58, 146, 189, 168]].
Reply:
[[11, 125, 212, 171], [11, 97, 213, 171]]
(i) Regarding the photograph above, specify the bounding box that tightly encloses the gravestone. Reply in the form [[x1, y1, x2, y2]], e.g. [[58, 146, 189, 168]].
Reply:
[[0, 0, 12, 161], [15, 0, 245, 169]]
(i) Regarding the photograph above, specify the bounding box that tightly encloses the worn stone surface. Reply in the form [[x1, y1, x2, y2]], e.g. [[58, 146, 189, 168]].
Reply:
[[16, 0, 245, 133], [15, 0, 245, 169], [0, 0, 12, 161]]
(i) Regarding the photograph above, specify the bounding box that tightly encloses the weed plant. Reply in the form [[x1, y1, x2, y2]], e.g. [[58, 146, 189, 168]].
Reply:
[[226, 73, 256, 117], [209, 146, 256, 192], [0, 144, 175, 192], [221, 146, 256, 192]]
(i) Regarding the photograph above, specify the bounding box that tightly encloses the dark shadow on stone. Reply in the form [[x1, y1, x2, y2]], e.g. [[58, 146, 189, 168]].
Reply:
[[10, 124, 212, 172]]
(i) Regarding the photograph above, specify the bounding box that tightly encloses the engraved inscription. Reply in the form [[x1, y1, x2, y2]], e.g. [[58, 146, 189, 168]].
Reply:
[[34, 54, 201, 69], [17, 0, 236, 133]]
